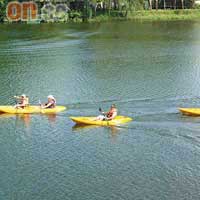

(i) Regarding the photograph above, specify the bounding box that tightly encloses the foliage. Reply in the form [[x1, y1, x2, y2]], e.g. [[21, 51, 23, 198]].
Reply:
[[125, 0, 144, 11], [126, 9, 200, 21], [97, 0, 144, 11], [0, 0, 6, 22], [193, 3, 200, 9], [69, 10, 82, 22], [1, 0, 200, 23]]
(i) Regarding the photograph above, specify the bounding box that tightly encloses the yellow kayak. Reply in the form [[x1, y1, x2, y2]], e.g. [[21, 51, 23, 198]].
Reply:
[[0, 105, 66, 114], [179, 108, 200, 116], [70, 115, 132, 126]]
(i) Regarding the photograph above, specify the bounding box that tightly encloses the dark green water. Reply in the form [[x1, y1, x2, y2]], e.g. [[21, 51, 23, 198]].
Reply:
[[0, 21, 200, 200]]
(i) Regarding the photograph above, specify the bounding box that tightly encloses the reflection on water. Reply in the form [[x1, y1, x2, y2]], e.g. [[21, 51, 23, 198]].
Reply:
[[72, 123, 120, 134], [0, 113, 58, 128], [108, 125, 120, 137], [45, 114, 57, 123], [0, 113, 15, 118], [72, 123, 99, 131], [17, 114, 31, 127]]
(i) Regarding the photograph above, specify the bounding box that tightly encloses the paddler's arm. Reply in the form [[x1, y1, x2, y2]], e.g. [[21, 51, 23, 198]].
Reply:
[[14, 96, 21, 99], [41, 102, 52, 109]]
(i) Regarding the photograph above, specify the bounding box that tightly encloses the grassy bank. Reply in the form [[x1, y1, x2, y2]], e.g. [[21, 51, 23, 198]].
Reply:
[[89, 9, 200, 22], [2, 9, 200, 24], [128, 9, 200, 21]]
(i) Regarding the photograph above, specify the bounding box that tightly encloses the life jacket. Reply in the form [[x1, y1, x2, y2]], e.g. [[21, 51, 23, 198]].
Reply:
[[24, 97, 29, 105], [46, 99, 56, 108], [20, 97, 29, 106], [107, 108, 117, 118]]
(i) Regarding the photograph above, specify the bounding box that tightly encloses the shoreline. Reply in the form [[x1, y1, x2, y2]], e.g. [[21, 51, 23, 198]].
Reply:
[[2, 9, 200, 24], [89, 9, 200, 23], [127, 9, 200, 21]]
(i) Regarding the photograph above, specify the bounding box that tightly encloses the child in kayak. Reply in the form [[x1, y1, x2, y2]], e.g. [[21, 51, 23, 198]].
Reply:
[[41, 95, 56, 109], [95, 104, 118, 121], [14, 94, 29, 109]]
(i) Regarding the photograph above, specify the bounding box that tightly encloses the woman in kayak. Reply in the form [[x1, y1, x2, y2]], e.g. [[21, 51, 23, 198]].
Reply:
[[95, 104, 118, 121], [41, 95, 56, 109], [14, 94, 29, 109]]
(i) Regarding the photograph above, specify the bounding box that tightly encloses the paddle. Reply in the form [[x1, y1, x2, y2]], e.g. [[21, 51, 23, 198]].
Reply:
[[99, 107, 107, 117], [99, 107, 105, 114], [14, 98, 17, 105], [13, 96, 19, 110], [98, 107, 111, 123], [14, 96, 19, 103], [39, 100, 45, 113]]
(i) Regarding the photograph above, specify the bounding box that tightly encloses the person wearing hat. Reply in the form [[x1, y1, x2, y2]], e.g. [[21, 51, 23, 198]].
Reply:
[[95, 104, 118, 121], [14, 94, 29, 109], [41, 95, 56, 109]]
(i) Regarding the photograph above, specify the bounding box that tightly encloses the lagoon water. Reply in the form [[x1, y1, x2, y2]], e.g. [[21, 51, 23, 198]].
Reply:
[[0, 21, 200, 200]]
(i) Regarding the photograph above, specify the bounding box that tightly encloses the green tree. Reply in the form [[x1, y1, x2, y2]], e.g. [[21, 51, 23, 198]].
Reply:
[[0, 0, 7, 22]]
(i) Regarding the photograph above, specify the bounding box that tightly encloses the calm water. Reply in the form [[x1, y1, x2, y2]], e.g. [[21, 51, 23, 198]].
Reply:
[[0, 21, 200, 200]]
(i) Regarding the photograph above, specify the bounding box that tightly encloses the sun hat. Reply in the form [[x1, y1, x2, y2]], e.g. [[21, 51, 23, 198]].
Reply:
[[48, 95, 56, 101]]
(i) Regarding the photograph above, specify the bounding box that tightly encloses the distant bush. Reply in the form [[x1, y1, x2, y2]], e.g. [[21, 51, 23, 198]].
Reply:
[[0, 0, 6, 22], [193, 3, 200, 9], [69, 11, 82, 22], [126, 0, 144, 10]]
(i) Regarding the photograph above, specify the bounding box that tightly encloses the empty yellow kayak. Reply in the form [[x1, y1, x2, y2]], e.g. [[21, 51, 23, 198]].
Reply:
[[179, 108, 200, 116], [0, 105, 66, 114], [70, 115, 132, 126]]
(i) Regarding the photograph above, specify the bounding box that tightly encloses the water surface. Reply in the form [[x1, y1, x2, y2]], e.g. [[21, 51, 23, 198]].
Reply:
[[0, 21, 200, 200]]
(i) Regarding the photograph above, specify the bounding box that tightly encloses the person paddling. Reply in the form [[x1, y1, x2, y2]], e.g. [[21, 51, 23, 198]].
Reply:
[[41, 95, 56, 109], [95, 104, 118, 121], [14, 94, 29, 109]]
